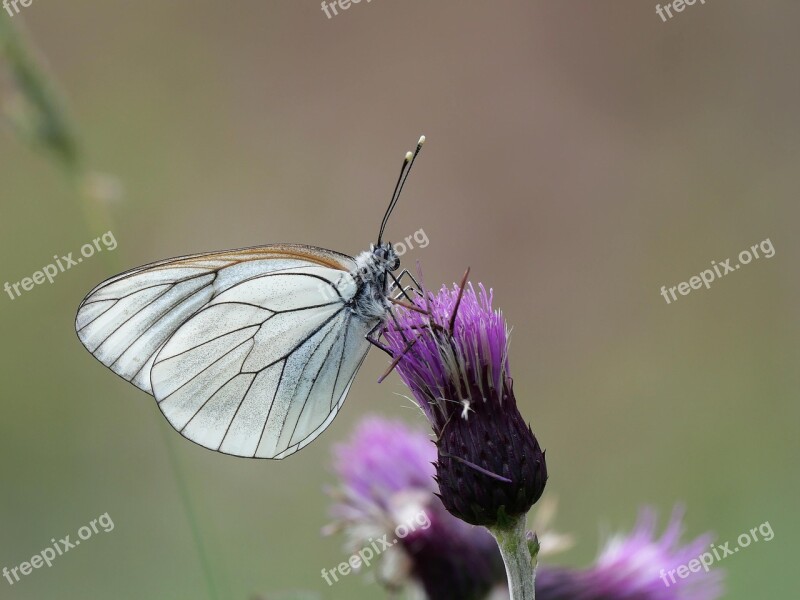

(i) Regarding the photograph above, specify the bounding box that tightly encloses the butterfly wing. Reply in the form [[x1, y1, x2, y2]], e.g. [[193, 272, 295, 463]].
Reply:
[[150, 266, 374, 459], [76, 245, 375, 459], [76, 244, 355, 392]]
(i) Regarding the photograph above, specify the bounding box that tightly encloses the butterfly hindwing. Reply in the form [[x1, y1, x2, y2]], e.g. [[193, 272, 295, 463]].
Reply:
[[150, 268, 371, 458]]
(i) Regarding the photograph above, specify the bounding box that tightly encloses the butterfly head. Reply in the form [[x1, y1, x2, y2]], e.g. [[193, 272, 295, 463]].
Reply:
[[353, 243, 400, 286], [372, 242, 400, 272]]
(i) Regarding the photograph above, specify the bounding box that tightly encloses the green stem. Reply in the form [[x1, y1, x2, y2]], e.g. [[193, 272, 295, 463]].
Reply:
[[160, 421, 220, 600], [490, 514, 536, 600]]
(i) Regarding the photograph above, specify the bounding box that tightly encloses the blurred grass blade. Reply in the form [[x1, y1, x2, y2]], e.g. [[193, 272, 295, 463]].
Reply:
[[1, 13, 219, 600], [0, 11, 81, 171]]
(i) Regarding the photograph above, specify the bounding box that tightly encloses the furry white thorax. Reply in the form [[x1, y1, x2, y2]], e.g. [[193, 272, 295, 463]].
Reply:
[[346, 247, 398, 323]]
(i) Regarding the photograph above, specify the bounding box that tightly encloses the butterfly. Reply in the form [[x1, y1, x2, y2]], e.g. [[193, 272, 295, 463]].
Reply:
[[75, 136, 425, 459]]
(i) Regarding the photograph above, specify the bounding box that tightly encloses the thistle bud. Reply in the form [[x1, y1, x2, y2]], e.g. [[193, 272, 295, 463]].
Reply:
[[383, 281, 547, 528]]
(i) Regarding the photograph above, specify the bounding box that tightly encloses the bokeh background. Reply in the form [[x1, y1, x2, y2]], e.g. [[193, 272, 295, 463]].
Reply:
[[1, 1, 797, 598]]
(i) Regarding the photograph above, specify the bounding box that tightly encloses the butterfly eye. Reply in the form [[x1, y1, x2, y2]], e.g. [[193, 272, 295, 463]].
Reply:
[[380, 246, 400, 271], [374, 244, 399, 271]]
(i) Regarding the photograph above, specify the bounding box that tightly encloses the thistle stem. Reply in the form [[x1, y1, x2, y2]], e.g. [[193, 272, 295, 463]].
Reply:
[[489, 514, 536, 600]]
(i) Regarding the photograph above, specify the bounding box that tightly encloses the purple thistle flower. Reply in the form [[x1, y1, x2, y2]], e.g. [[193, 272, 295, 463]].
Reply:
[[325, 416, 502, 599], [325, 416, 724, 600], [535, 508, 724, 600], [330, 416, 436, 509], [381, 279, 547, 529]]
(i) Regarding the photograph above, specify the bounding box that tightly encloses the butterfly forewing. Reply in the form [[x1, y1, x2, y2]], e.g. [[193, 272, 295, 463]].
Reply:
[[76, 244, 375, 459]]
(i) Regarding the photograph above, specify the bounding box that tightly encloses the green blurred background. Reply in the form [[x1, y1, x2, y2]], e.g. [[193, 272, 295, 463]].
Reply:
[[1, 1, 797, 598]]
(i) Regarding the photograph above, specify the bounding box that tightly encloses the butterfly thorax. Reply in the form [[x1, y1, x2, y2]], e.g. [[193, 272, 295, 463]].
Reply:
[[348, 244, 399, 323]]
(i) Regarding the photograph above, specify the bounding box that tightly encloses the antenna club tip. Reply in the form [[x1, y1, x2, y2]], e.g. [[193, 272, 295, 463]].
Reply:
[[404, 151, 414, 161], [418, 135, 426, 145]]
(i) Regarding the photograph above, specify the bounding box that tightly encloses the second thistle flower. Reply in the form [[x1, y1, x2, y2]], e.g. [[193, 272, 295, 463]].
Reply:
[[383, 278, 547, 528]]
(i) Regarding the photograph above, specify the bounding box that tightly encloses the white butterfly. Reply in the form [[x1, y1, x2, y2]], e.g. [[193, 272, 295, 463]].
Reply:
[[75, 137, 425, 459]]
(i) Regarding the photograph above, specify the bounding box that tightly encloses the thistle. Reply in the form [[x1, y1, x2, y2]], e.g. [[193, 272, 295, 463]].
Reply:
[[325, 416, 724, 600], [381, 275, 547, 598], [325, 417, 503, 599], [382, 276, 548, 528]]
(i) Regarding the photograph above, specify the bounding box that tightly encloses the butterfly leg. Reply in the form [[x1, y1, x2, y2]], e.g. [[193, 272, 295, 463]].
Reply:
[[377, 330, 423, 383], [371, 269, 433, 381], [375, 298, 436, 383], [388, 271, 436, 318], [366, 299, 418, 361], [397, 268, 423, 290], [391, 269, 422, 300], [392, 286, 416, 302], [366, 321, 394, 356], [388, 271, 420, 304]]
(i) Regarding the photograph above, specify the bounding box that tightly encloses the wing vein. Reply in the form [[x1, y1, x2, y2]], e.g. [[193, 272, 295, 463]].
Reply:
[[254, 361, 288, 455], [77, 271, 212, 332], [108, 284, 213, 366], [157, 320, 268, 364], [159, 336, 255, 402], [279, 317, 344, 445], [179, 372, 243, 434], [241, 307, 346, 374]]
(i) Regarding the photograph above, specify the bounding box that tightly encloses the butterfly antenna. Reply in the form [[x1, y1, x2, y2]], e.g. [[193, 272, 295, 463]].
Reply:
[[377, 135, 425, 245]]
